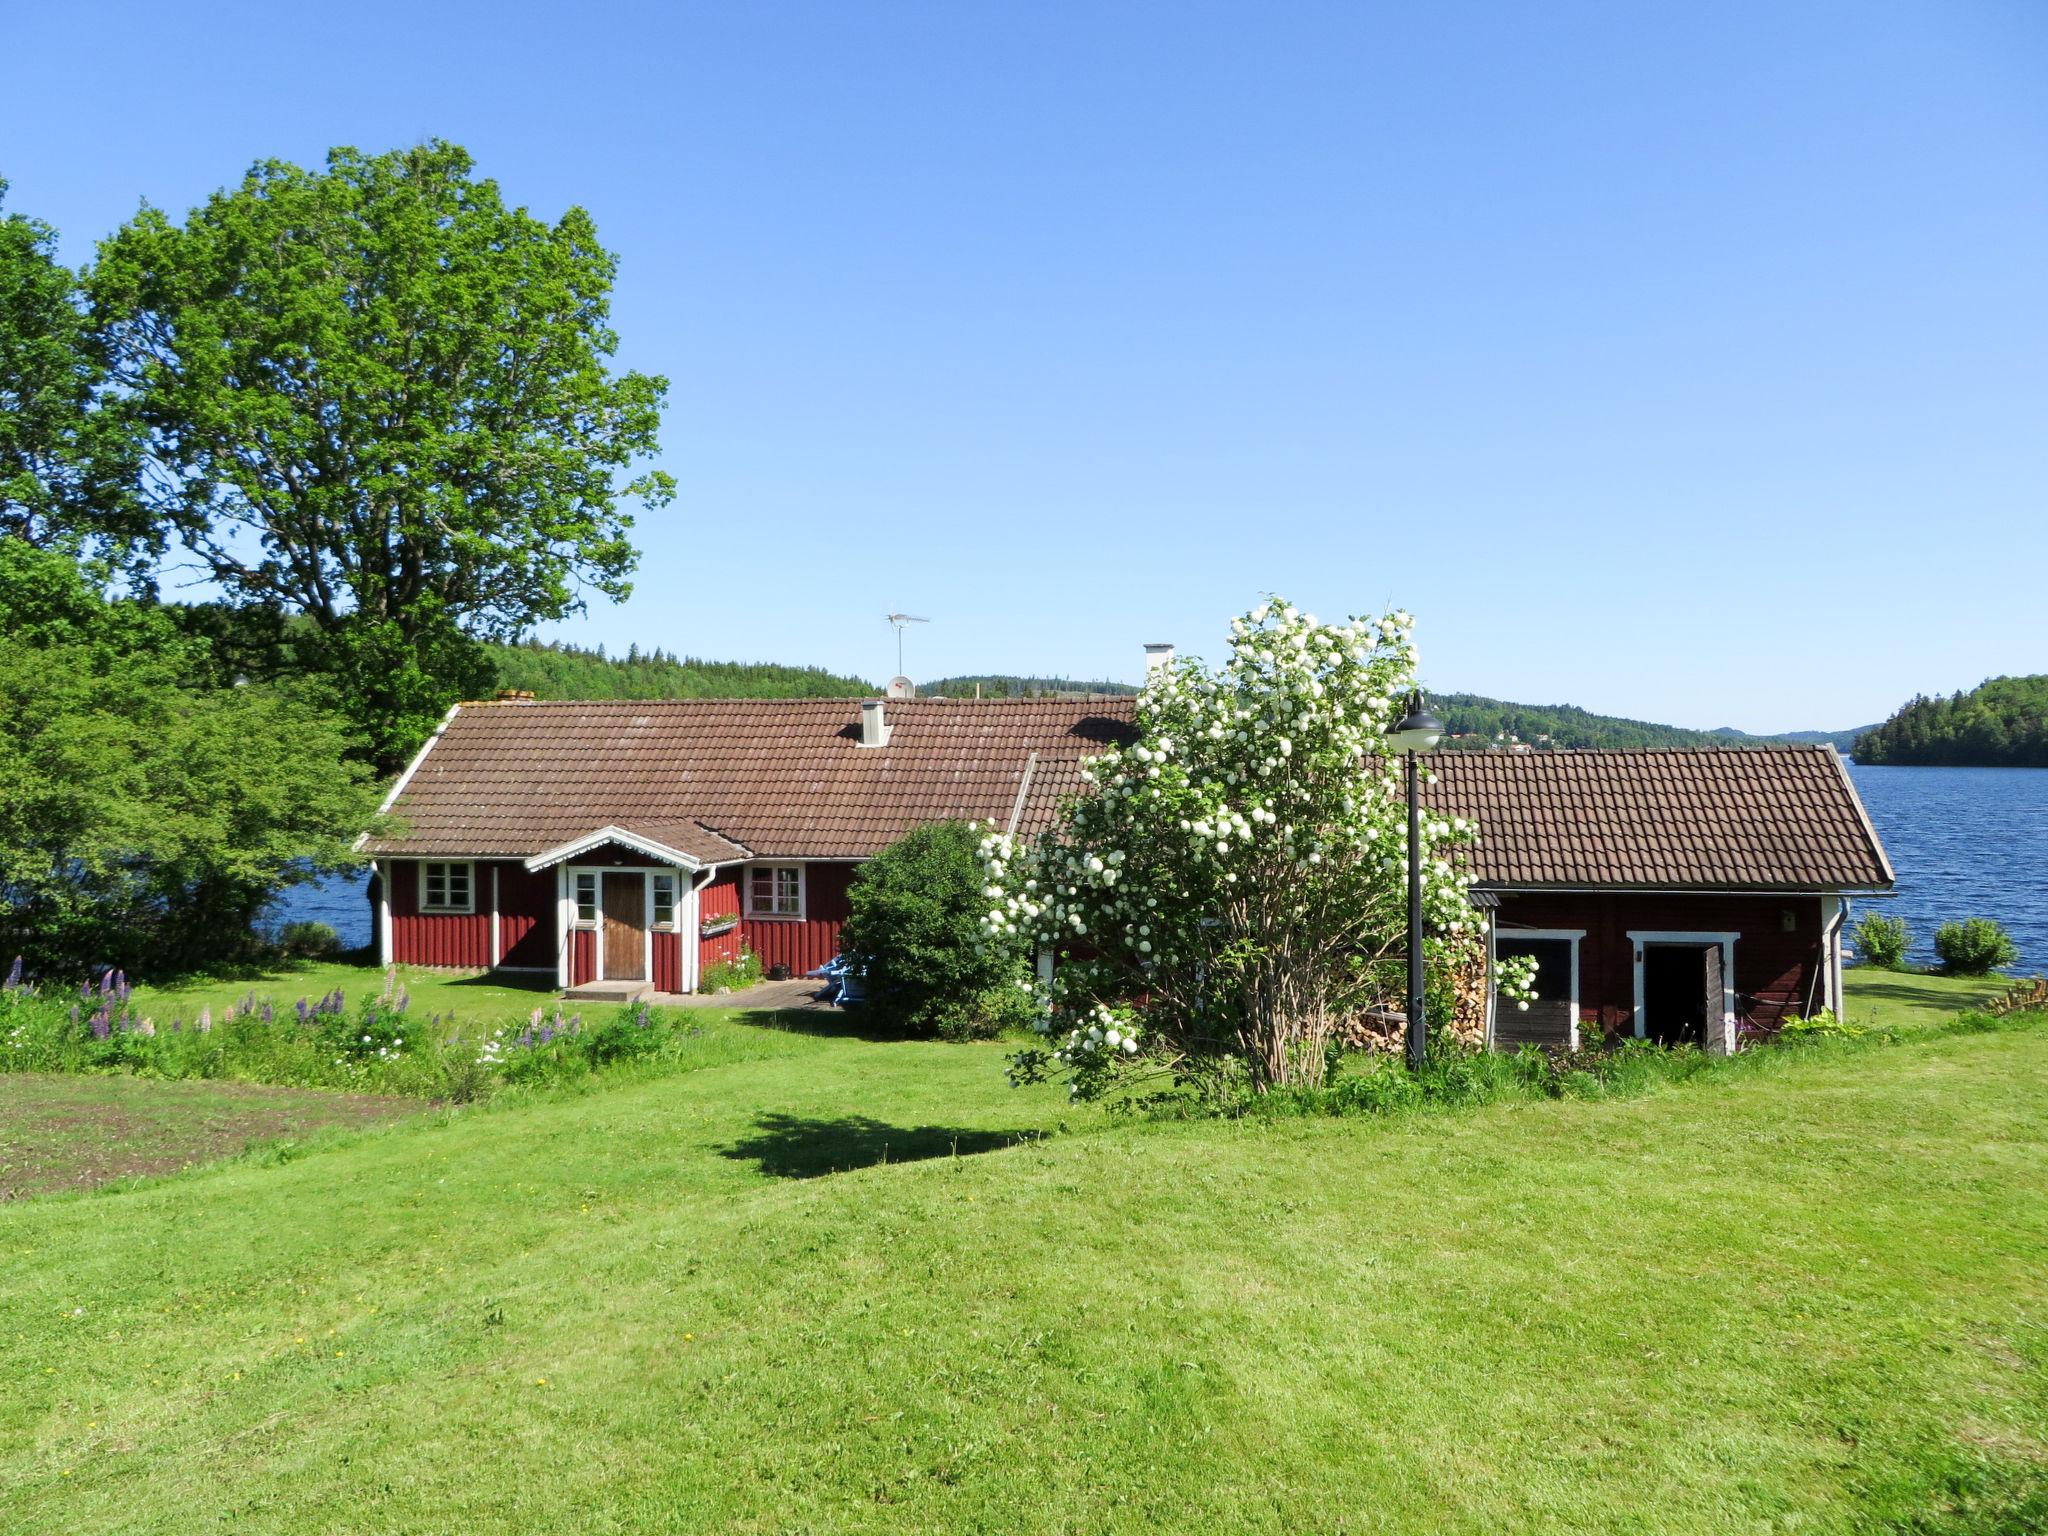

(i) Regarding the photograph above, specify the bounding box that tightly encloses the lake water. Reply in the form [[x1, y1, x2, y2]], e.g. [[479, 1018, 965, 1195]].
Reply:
[[1847, 764, 2048, 975], [268, 764, 2048, 975], [263, 868, 373, 950]]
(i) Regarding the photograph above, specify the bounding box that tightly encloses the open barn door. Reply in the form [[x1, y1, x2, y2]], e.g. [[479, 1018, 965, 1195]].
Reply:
[[1702, 942, 1728, 1054]]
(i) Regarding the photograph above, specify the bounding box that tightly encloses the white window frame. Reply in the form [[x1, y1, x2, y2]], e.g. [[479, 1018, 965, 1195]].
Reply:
[[420, 860, 475, 915], [1627, 930, 1739, 1055], [746, 863, 805, 920], [573, 871, 599, 924], [651, 872, 678, 930], [1492, 928, 1585, 1051]]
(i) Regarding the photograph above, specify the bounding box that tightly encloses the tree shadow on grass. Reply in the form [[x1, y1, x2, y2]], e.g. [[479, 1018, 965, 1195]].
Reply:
[[1848, 976, 2002, 1011], [440, 971, 559, 995], [727, 1006, 915, 1045], [719, 1113, 1042, 1179]]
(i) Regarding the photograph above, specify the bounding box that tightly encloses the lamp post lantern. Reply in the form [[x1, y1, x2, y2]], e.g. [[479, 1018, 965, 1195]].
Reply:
[[1387, 691, 1444, 1071]]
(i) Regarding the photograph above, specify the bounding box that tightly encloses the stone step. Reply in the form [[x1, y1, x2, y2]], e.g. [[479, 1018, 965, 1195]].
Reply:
[[560, 986, 652, 1004]]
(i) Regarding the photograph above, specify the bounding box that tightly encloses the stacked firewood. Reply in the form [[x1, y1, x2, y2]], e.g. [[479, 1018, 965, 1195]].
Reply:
[[1336, 951, 1490, 1053]]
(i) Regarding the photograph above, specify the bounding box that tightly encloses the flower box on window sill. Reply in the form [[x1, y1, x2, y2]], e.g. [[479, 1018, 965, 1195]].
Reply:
[[700, 914, 740, 939]]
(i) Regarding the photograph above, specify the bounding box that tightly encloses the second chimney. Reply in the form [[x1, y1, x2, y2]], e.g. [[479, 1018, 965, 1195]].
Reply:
[[1143, 642, 1175, 679], [859, 698, 892, 748]]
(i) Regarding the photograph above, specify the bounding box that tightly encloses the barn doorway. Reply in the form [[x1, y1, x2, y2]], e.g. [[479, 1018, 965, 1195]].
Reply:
[[601, 872, 647, 981], [1640, 942, 1728, 1048]]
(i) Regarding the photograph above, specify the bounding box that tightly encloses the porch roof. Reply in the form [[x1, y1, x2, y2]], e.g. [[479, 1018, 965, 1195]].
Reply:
[[523, 820, 754, 873]]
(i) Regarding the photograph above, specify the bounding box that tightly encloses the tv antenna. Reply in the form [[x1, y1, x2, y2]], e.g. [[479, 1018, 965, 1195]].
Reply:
[[885, 612, 929, 678]]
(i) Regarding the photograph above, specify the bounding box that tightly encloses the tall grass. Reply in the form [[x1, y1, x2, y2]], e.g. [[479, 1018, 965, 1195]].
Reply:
[[0, 965, 706, 1101]]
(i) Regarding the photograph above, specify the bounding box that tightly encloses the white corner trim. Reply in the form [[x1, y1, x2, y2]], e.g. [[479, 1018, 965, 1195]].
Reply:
[[376, 860, 392, 968], [1627, 930, 1740, 1053], [490, 864, 502, 968], [556, 863, 572, 989], [524, 825, 706, 873], [352, 704, 462, 852], [1821, 895, 1846, 1017]]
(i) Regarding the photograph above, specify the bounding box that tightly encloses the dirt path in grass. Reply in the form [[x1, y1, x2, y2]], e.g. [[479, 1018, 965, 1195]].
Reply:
[[0, 1075, 421, 1199]]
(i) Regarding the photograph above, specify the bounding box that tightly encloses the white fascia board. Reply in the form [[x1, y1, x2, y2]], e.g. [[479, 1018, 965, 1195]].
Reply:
[[352, 704, 462, 852], [524, 825, 706, 873]]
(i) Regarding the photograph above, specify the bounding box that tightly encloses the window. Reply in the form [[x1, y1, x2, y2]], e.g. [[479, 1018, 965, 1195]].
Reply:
[[652, 874, 677, 928], [422, 861, 473, 913], [747, 864, 803, 919], [574, 872, 598, 924], [1494, 930, 1582, 1051]]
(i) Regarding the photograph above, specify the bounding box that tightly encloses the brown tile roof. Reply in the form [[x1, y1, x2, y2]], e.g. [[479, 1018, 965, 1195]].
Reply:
[[364, 697, 1139, 862], [1424, 746, 1893, 890], [366, 703, 1892, 891]]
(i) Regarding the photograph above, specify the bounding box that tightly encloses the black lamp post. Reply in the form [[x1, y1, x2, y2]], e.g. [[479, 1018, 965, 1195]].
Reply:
[[1387, 691, 1444, 1071]]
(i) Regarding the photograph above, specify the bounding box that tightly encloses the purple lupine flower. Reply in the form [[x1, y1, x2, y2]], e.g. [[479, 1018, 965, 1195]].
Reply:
[[69, 1004, 79, 1026], [80, 980, 92, 1004], [4, 956, 22, 990], [516, 1026, 534, 1050], [261, 1001, 274, 1025], [295, 997, 310, 1025], [394, 984, 409, 1014], [170, 1016, 183, 1033], [89, 1007, 111, 1041], [114, 970, 129, 1003], [537, 1025, 555, 1045]]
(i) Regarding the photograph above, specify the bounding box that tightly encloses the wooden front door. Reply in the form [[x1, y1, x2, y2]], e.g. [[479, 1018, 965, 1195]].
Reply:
[[601, 873, 646, 980]]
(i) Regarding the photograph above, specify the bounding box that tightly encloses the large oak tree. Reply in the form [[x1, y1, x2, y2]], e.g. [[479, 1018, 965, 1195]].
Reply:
[[0, 180, 146, 561], [89, 142, 674, 771]]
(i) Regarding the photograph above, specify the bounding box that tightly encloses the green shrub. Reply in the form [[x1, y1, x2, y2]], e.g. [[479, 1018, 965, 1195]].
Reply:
[[935, 982, 1041, 1043], [1852, 911, 1910, 971], [700, 947, 761, 994], [843, 821, 1030, 1039], [278, 921, 342, 958], [1934, 917, 2019, 976], [1778, 1008, 1865, 1041]]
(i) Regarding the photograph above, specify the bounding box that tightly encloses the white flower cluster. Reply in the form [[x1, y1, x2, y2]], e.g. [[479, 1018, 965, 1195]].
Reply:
[[975, 598, 1479, 995], [1054, 1002, 1142, 1064], [476, 1028, 510, 1067], [1494, 952, 1541, 1012]]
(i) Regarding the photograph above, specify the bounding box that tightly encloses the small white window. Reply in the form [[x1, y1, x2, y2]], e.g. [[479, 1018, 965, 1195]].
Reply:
[[574, 872, 598, 924], [652, 874, 677, 928], [747, 864, 803, 919], [422, 861, 473, 913]]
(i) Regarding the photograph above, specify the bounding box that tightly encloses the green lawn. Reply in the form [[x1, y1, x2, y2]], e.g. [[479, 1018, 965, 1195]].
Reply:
[[1836, 967, 2013, 1032], [0, 974, 2042, 1531]]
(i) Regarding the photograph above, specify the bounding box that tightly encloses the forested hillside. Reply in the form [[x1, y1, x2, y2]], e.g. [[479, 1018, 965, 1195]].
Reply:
[[1435, 694, 1760, 750], [922, 674, 1140, 698], [489, 640, 871, 700], [1854, 675, 2048, 766]]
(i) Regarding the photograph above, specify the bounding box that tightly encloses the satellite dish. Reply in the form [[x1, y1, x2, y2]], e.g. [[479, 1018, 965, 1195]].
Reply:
[[886, 675, 915, 700]]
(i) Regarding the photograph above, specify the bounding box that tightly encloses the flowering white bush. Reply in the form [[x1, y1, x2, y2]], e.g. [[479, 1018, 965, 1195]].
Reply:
[[980, 597, 1491, 1096], [1495, 952, 1541, 1012]]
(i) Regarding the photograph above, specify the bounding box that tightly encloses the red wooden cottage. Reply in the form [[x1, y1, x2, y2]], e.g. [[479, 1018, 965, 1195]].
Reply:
[[360, 695, 1130, 994], [361, 693, 1892, 1050]]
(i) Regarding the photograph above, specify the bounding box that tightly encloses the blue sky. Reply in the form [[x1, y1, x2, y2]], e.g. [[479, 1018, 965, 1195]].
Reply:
[[7, 1, 2045, 731]]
